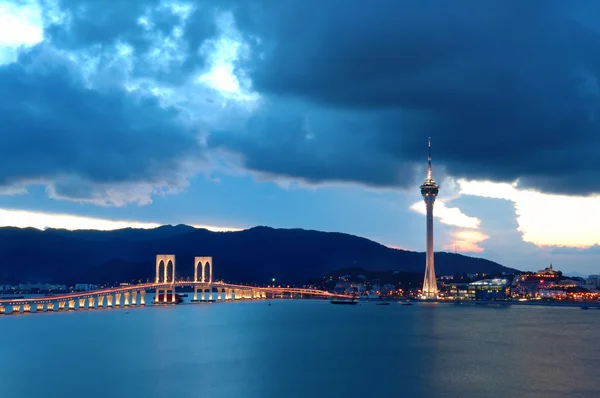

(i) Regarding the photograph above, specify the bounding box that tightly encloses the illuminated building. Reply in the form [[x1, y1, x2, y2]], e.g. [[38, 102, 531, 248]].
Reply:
[[420, 138, 439, 300], [440, 282, 469, 300], [468, 279, 510, 300], [539, 289, 567, 299], [534, 264, 560, 279]]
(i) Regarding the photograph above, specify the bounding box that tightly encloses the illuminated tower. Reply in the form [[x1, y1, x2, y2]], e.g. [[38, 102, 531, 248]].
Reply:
[[420, 138, 439, 300]]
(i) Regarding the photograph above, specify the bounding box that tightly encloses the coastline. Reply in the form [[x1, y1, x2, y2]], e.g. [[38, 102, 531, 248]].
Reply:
[[430, 300, 600, 309]]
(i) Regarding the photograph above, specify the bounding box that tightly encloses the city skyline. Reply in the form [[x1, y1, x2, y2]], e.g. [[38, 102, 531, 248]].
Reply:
[[2, 1, 600, 275]]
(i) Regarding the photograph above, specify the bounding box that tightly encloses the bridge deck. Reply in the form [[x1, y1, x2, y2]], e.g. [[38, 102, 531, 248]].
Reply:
[[0, 281, 344, 305]]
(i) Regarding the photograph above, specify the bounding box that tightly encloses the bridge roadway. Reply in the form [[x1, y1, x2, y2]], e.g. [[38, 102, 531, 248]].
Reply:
[[0, 281, 346, 315], [0, 254, 350, 315]]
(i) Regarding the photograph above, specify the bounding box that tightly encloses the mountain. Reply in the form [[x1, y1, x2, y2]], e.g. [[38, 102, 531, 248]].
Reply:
[[0, 225, 518, 285]]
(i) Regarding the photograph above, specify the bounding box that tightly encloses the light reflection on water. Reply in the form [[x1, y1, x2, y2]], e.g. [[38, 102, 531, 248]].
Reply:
[[0, 300, 599, 398]]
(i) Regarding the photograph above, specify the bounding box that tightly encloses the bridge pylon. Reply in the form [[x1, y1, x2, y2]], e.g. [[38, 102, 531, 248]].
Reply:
[[155, 254, 176, 304], [193, 256, 213, 302]]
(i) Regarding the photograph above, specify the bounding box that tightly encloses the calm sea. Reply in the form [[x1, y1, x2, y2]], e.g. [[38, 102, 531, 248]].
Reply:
[[1, 300, 599, 398]]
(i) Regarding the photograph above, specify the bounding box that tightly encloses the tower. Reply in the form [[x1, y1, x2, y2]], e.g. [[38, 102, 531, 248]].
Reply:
[[420, 138, 439, 300]]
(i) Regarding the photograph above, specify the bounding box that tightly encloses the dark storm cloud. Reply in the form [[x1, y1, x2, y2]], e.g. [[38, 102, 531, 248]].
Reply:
[[214, 0, 600, 194], [42, 0, 217, 82], [10, 0, 600, 196], [209, 103, 417, 187], [0, 46, 202, 202]]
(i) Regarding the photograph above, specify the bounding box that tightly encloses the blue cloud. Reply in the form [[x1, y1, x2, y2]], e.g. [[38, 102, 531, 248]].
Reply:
[[0, 45, 203, 205]]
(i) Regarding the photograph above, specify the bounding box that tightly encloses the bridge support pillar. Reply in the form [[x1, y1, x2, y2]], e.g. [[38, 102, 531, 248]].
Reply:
[[106, 295, 113, 308], [23, 304, 31, 312], [78, 298, 86, 309], [97, 296, 104, 308], [0, 305, 4, 314], [12, 304, 21, 314], [115, 293, 122, 307], [88, 297, 95, 309], [193, 286, 198, 301], [131, 291, 137, 306], [68, 300, 75, 310], [155, 288, 161, 303], [140, 290, 146, 306], [124, 292, 130, 306], [58, 301, 66, 311], [46, 302, 55, 311], [36, 303, 44, 312]]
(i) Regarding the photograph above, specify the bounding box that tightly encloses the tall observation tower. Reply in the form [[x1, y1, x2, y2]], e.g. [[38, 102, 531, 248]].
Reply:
[[420, 138, 439, 300]]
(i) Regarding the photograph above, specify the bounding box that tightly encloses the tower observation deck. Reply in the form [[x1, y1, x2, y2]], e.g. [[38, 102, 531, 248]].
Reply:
[[420, 138, 439, 300]]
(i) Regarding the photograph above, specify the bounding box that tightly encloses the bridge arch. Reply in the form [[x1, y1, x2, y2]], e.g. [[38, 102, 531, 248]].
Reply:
[[194, 256, 212, 283], [166, 260, 174, 283], [156, 260, 165, 283], [156, 255, 176, 284]]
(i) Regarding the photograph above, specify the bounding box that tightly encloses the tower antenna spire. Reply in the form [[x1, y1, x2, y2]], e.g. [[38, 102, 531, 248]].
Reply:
[[427, 137, 433, 181]]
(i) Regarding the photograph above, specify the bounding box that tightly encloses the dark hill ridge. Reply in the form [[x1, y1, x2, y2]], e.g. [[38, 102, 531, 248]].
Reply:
[[0, 225, 517, 285]]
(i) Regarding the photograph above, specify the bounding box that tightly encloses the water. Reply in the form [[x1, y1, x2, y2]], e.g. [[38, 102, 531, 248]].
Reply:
[[1, 300, 599, 398]]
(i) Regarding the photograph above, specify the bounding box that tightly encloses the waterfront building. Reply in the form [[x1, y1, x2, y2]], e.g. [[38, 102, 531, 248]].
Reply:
[[74, 283, 99, 291], [467, 279, 509, 300], [382, 284, 396, 295], [420, 138, 439, 300], [588, 275, 600, 288], [15, 283, 67, 292], [510, 264, 565, 298], [439, 282, 469, 300], [334, 281, 365, 294], [539, 289, 567, 299]]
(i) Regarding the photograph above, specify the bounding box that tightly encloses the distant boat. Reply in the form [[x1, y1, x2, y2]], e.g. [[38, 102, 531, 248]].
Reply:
[[330, 298, 358, 305], [376, 302, 391, 306]]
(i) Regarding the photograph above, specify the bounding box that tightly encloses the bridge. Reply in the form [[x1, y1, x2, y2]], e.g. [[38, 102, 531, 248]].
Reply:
[[0, 255, 347, 315]]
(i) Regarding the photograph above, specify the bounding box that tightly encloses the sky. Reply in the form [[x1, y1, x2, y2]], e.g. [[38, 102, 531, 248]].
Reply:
[[1, 0, 600, 275]]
